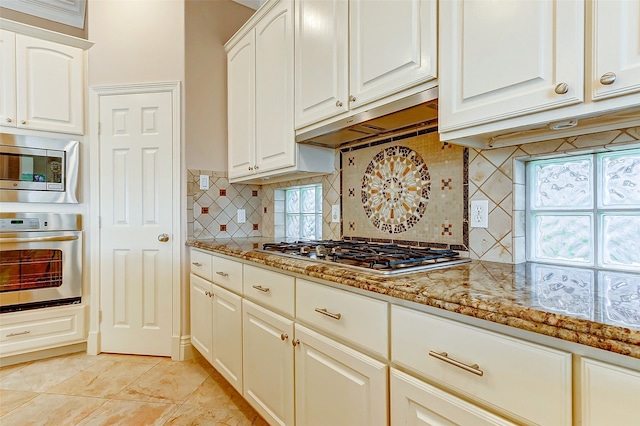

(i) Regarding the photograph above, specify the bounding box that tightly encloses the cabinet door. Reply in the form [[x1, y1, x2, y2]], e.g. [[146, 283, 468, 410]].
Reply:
[[189, 274, 213, 363], [242, 299, 294, 426], [228, 30, 256, 180], [590, 0, 640, 101], [255, 0, 296, 173], [349, 0, 437, 108], [15, 34, 84, 134], [294, 0, 348, 128], [295, 324, 387, 426], [211, 282, 243, 394], [0, 29, 16, 128], [580, 358, 640, 425], [439, 0, 584, 132], [391, 368, 516, 426]]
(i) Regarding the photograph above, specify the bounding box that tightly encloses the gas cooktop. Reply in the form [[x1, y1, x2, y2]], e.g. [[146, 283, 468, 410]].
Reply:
[[257, 240, 470, 275]]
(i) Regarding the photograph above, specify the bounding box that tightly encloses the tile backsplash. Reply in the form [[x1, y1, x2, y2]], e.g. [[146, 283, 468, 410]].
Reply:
[[187, 126, 640, 265]]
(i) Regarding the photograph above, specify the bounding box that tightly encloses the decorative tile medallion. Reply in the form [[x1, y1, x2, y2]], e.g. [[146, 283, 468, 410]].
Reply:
[[361, 145, 430, 234], [341, 130, 467, 249]]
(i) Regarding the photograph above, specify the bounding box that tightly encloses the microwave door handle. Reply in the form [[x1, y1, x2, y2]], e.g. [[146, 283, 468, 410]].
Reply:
[[0, 235, 79, 244]]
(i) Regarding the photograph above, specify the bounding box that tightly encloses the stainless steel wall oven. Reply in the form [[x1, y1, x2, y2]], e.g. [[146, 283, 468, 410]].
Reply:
[[0, 213, 82, 313]]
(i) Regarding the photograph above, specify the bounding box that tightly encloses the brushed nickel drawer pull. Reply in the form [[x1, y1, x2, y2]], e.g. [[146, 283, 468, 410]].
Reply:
[[7, 330, 31, 337], [429, 351, 484, 377], [314, 307, 341, 320], [216, 271, 229, 278], [192, 262, 203, 267], [252, 285, 270, 293]]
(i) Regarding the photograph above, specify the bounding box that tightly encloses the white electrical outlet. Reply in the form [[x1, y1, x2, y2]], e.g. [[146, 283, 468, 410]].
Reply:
[[331, 204, 340, 223], [199, 175, 209, 190], [471, 199, 489, 228], [237, 209, 246, 224]]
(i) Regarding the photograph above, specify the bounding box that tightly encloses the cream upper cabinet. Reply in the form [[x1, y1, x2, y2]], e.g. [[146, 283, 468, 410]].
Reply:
[[579, 357, 640, 425], [227, 30, 256, 179], [227, 0, 335, 183], [0, 29, 16, 128], [294, 0, 349, 127], [294, 324, 388, 426], [589, 0, 640, 102], [438, 0, 584, 134], [254, 0, 296, 175], [294, 0, 437, 129]]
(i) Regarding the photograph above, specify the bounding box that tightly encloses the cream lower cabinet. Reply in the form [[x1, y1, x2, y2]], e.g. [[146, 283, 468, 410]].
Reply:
[[391, 305, 572, 426], [294, 324, 387, 426], [579, 357, 640, 425], [242, 299, 295, 426], [390, 368, 516, 426], [189, 273, 243, 393]]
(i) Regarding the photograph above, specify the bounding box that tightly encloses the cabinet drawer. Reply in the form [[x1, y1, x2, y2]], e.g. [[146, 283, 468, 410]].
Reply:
[[296, 279, 388, 357], [0, 305, 85, 357], [212, 255, 243, 294], [391, 368, 516, 426], [190, 249, 213, 280], [243, 264, 295, 317], [391, 305, 572, 426]]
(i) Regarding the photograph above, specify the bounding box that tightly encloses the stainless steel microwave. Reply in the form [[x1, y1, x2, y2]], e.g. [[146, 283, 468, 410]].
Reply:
[[0, 134, 79, 203]]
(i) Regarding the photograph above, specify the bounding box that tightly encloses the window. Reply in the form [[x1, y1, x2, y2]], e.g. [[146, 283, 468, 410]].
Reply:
[[527, 149, 640, 271], [284, 184, 322, 240]]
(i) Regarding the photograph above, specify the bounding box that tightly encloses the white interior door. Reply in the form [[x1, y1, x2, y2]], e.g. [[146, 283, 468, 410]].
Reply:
[[99, 91, 174, 356]]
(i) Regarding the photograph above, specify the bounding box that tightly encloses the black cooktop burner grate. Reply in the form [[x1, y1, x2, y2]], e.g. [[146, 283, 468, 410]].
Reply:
[[260, 240, 469, 273]]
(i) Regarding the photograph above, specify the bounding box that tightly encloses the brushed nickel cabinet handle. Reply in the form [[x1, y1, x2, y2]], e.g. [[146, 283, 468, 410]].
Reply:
[[21, 120, 27, 125], [429, 351, 484, 377], [314, 307, 341, 320], [192, 262, 203, 267], [554, 83, 569, 94], [6, 118, 12, 123], [349, 95, 356, 102], [216, 271, 229, 278], [280, 333, 288, 341], [252, 285, 270, 293], [7, 330, 31, 337], [600, 72, 616, 85], [336, 100, 343, 107], [292, 339, 300, 346]]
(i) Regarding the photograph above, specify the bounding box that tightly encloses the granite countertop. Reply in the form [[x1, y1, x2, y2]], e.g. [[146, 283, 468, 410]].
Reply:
[[187, 238, 640, 360]]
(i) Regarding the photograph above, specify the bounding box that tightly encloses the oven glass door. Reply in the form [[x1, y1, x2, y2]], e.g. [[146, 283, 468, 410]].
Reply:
[[0, 230, 82, 311], [0, 146, 64, 190]]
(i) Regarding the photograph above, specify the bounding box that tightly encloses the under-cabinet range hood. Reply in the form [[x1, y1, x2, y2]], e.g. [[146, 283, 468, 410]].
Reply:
[[295, 89, 439, 148]]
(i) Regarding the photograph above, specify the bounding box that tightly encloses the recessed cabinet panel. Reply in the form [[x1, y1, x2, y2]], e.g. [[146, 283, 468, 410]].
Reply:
[[439, 0, 584, 132], [211, 282, 243, 393], [189, 274, 213, 363]]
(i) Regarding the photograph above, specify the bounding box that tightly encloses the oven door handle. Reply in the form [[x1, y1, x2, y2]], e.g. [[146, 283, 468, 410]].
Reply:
[[0, 235, 80, 244]]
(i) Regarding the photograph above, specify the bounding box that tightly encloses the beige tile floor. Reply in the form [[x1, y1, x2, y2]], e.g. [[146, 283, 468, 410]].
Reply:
[[0, 352, 268, 426]]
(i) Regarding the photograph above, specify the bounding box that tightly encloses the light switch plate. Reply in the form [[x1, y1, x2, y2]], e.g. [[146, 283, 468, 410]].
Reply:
[[199, 175, 209, 190], [471, 200, 489, 228], [331, 204, 340, 223], [237, 209, 246, 224]]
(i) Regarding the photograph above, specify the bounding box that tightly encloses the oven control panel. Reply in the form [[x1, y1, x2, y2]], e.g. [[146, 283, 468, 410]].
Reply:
[[0, 218, 41, 231]]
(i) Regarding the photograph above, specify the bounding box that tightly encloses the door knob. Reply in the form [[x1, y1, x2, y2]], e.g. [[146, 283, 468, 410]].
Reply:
[[158, 233, 169, 242]]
